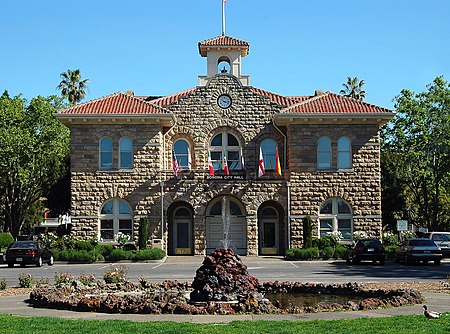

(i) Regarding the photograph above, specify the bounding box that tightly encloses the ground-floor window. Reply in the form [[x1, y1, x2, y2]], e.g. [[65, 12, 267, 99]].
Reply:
[[318, 198, 352, 240], [99, 199, 133, 241]]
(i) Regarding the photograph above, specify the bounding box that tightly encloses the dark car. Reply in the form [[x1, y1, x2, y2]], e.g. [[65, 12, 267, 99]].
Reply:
[[395, 238, 442, 265], [4, 241, 54, 267], [346, 239, 385, 265]]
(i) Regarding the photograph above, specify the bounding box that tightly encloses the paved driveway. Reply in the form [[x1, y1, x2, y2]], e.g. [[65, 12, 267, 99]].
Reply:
[[1, 257, 449, 286]]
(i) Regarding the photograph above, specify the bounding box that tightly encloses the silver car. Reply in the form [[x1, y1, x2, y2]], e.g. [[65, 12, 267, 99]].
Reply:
[[395, 238, 442, 265], [425, 232, 450, 258]]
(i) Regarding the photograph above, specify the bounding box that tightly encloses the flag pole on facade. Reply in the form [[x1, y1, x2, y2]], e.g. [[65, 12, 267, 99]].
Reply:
[[222, 0, 227, 36], [275, 147, 282, 176], [172, 150, 179, 177], [208, 150, 215, 176], [258, 146, 265, 177], [240, 146, 245, 170], [223, 149, 230, 175]]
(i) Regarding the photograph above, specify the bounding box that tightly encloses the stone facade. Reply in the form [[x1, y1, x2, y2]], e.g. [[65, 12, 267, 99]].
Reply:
[[57, 35, 393, 256]]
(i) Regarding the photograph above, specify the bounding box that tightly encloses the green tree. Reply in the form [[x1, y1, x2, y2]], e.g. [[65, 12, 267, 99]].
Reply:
[[56, 69, 89, 106], [0, 92, 70, 238], [340, 76, 366, 101], [382, 76, 450, 231]]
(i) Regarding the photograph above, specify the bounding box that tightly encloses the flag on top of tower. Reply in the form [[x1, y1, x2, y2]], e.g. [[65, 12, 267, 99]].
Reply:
[[258, 147, 265, 177]]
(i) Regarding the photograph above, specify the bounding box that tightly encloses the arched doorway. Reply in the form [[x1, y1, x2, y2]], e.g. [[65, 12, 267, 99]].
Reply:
[[168, 203, 194, 255], [205, 196, 247, 255], [258, 202, 285, 255]]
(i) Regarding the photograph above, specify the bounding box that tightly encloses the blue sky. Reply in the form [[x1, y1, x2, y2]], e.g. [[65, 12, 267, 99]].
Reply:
[[1, 0, 449, 110]]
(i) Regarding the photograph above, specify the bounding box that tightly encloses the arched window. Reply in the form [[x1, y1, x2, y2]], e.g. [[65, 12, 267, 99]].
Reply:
[[209, 131, 242, 171], [99, 199, 133, 241], [218, 56, 231, 74], [338, 137, 351, 169], [99, 137, 113, 169], [173, 139, 191, 171], [317, 136, 331, 169], [318, 198, 352, 241], [119, 137, 133, 169], [260, 139, 278, 171]]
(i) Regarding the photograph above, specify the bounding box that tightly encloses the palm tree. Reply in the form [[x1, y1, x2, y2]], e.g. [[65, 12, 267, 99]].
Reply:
[[340, 76, 366, 101], [57, 69, 89, 105]]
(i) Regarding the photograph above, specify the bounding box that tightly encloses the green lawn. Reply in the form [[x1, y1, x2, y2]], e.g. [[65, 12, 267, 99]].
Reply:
[[0, 314, 449, 334]]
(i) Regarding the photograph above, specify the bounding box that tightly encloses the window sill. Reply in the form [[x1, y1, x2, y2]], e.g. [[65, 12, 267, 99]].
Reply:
[[97, 168, 135, 173]]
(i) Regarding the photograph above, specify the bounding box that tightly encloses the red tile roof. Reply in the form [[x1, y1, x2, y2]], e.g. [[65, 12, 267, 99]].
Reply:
[[57, 92, 170, 115], [145, 88, 198, 107], [282, 92, 393, 114], [199, 35, 250, 56], [251, 87, 309, 107]]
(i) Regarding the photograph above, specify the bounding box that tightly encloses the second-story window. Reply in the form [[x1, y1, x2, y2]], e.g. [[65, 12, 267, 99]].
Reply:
[[260, 138, 278, 171], [173, 139, 191, 171], [99, 137, 113, 169], [119, 137, 133, 169], [338, 137, 351, 169], [317, 136, 331, 169], [209, 131, 241, 171]]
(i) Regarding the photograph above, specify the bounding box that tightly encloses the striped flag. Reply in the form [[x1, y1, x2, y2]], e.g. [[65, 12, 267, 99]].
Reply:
[[173, 150, 179, 176], [240, 147, 245, 170], [275, 147, 282, 176], [208, 151, 215, 176], [187, 146, 192, 170], [258, 147, 265, 177]]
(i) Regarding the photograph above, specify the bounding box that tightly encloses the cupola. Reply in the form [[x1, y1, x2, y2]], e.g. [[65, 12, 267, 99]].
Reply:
[[198, 35, 250, 86]]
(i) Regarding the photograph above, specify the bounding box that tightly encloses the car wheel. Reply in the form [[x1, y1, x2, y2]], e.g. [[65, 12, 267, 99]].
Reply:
[[48, 255, 54, 266], [36, 256, 42, 267], [434, 260, 441, 266], [7, 263, 14, 268]]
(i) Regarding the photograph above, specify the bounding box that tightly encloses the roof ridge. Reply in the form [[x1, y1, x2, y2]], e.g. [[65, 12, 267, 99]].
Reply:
[[59, 92, 122, 113], [281, 91, 328, 111], [325, 91, 392, 112], [199, 35, 250, 45], [148, 87, 198, 106]]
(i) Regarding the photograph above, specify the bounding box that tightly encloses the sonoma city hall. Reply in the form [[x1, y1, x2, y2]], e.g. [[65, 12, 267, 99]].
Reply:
[[55, 32, 393, 256]]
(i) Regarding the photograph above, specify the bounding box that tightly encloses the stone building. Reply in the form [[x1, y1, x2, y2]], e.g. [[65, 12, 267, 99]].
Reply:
[[55, 35, 393, 256]]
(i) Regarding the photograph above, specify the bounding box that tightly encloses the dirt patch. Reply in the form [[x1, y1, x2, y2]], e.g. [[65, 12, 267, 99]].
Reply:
[[0, 287, 32, 297], [360, 281, 450, 293]]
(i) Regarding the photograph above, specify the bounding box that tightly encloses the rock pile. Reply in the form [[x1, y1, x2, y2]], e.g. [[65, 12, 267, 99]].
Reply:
[[190, 248, 261, 302]]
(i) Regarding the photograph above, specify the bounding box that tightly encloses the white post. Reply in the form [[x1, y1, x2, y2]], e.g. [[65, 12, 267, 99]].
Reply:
[[222, 0, 226, 36], [160, 181, 165, 250]]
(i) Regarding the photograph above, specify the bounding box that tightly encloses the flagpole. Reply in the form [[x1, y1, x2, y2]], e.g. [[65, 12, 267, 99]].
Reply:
[[222, 0, 226, 36]]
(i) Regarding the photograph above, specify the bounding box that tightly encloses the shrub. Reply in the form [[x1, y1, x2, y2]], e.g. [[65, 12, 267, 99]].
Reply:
[[78, 274, 96, 285], [385, 245, 397, 258], [382, 232, 399, 246], [54, 272, 75, 285], [74, 241, 94, 251], [312, 237, 332, 250], [123, 243, 137, 251], [0, 232, 14, 250], [321, 246, 334, 260], [95, 244, 114, 257], [285, 247, 319, 260], [18, 273, 36, 288], [334, 244, 349, 259], [302, 216, 313, 248], [0, 278, 7, 290], [138, 217, 149, 250], [133, 248, 165, 261], [103, 265, 128, 284], [105, 248, 131, 261], [53, 249, 96, 263]]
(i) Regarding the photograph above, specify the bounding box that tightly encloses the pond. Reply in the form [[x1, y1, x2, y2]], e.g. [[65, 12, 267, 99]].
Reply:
[[265, 291, 365, 309]]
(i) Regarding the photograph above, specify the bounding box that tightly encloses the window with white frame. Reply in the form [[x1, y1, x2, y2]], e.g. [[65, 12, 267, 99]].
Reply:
[[173, 139, 191, 171], [318, 198, 352, 240], [209, 131, 241, 171], [99, 137, 113, 169], [338, 137, 351, 169], [99, 199, 133, 241], [317, 136, 331, 169], [260, 138, 278, 171], [119, 137, 133, 169]]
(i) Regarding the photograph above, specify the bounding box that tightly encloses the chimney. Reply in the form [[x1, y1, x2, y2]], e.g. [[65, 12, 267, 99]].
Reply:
[[314, 90, 325, 96]]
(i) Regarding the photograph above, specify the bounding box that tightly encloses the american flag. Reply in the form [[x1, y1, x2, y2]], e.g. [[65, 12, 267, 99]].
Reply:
[[173, 150, 180, 176]]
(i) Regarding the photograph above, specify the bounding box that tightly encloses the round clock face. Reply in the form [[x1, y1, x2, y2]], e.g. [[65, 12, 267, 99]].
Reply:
[[217, 94, 232, 109]]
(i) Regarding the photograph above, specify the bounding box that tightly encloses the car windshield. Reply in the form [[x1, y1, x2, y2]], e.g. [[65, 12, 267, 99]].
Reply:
[[409, 239, 434, 246], [358, 240, 381, 247], [12, 241, 37, 248]]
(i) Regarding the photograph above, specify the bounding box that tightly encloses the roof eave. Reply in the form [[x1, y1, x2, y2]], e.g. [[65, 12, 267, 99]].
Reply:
[[54, 113, 176, 126], [274, 112, 395, 126]]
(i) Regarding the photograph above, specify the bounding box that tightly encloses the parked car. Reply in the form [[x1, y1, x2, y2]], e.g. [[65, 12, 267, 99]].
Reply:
[[425, 232, 450, 257], [346, 239, 385, 265], [395, 238, 442, 265], [4, 241, 54, 267]]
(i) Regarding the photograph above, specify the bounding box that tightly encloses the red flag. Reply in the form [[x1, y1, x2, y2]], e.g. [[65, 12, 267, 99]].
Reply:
[[208, 151, 215, 176], [172, 150, 179, 177], [275, 147, 282, 176], [258, 147, 265, 177], [223, 150, 229, 175]]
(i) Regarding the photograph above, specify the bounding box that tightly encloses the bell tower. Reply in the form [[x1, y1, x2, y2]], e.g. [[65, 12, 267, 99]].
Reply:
[[198, 35, 250, 86]]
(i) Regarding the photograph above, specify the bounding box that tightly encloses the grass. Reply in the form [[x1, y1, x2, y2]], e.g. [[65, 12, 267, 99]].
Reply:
[[0, 314, 449, 334]]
